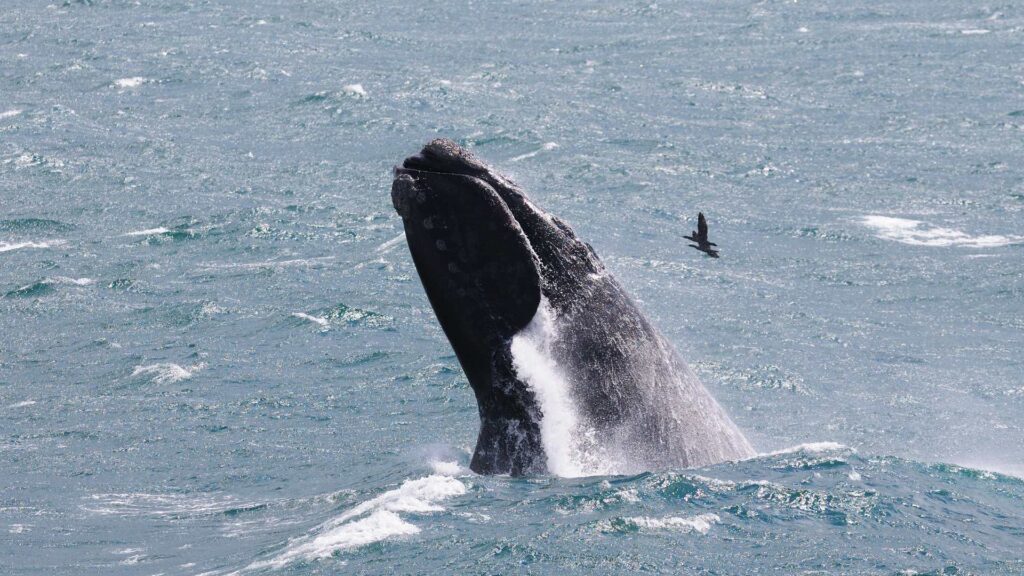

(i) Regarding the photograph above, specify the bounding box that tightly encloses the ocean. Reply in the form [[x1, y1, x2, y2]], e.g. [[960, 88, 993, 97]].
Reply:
[[2, 1, 1022, 574]]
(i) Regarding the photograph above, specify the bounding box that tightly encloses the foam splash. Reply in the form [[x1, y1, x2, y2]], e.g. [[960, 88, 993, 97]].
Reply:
[[244, 474, 466, 571], [0, 239, 66, 253], [0, 109, 22, 120], [510, 299, 609, 477], [131, 363, 204, 384], [860, 215, 1022, 248], [7, 400, 36, 409]]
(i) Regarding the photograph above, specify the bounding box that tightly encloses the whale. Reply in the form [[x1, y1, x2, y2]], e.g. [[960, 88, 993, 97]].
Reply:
[[391, 139, 754, 475]]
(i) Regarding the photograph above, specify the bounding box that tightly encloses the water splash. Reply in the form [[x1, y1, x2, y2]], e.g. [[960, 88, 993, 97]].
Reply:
[[511, 299, 611, 477]]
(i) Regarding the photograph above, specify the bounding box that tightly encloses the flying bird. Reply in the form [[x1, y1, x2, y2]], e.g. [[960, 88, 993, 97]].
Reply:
[[684, 212, 719, 258]]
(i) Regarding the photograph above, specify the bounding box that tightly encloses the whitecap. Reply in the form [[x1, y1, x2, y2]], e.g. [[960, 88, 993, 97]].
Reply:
[[291, 312, 329, 328], [113, 77, 148, 89], [860, 215, 1022, 248], [510, 142, 559, 162], [50, 276, 95, 286], [244, 475, 466, 571], [0, 109, 23, 120], [0, 239, 66, 253], [617, 513, 720, 534], [760, 442, 850, 457], [131, 363, 204, 384], [199, 256, 335, 270], [342, 83, 367, 97], [7, 400, 37, 409], [123, 227, 170, 236]]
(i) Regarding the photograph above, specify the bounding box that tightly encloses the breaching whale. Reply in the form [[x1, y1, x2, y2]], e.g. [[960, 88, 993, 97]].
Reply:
[[391, 139, 754, 475]]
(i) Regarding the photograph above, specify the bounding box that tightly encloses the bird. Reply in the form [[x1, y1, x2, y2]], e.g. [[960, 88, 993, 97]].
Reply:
[[683, 212, 719, 258]]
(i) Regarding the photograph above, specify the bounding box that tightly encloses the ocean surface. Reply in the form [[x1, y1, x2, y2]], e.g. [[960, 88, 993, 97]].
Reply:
[[2, 1, 1023, 574]]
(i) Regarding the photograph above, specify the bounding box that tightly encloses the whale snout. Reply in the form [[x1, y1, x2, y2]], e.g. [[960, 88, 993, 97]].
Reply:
[[401, 138, 490, 178]]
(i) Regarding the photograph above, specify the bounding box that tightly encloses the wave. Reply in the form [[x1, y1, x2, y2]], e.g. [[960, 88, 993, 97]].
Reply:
[[600, 513, 721, 534], [240, 469, 466, 571], [122, 227, 170, 236], [510, 142, 559, 162], [860, 215, 1023, 248], [131, 363, 204, 384], [113, 77, 149, 89], [0, 239, 66, 253], [198, 256, 335, 270], [290, 312, 329, 328], [83, 492, 254, 518], [759, 441, 851, 457]]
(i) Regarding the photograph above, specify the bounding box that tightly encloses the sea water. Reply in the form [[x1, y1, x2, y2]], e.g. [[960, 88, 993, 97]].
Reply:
[[2, 1, 1022, 574]]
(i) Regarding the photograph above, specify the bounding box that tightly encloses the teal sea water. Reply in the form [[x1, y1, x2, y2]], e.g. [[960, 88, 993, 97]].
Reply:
[[2, 1, 1023, 574]]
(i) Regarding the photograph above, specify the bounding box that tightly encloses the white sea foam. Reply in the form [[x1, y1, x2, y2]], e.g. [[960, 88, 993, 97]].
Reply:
[[8, 524, 30, 534], [510, 142, 559, 162], [123, 227, 170, 236], [860, 215, 1023, 248], [114, 77, 148, 89], [960, 29, 991, 35], [510, 299, 608, 477], [0, 239, 66, 253], [7, 400, 37, 409], [619, 513, 720, 534], [0, 109, 23, 120], [342, 83, 367, 97], [131, 363, 204, 384], [291, 312, 329, 328], [244, 474, 466, 571]]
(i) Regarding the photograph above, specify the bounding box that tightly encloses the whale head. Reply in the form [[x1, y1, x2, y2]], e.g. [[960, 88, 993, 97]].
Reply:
[[391, 139, 601, 473]]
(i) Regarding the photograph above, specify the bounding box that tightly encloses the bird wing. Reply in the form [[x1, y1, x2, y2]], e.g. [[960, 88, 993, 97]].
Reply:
[[697, 212, 709, 241]]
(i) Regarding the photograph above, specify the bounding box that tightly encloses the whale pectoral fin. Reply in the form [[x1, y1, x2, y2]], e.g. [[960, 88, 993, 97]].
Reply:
[[397, 172, 542, 339]]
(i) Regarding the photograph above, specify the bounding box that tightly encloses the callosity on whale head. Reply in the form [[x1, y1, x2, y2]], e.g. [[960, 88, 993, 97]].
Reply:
[[392, 139, 754, 476]]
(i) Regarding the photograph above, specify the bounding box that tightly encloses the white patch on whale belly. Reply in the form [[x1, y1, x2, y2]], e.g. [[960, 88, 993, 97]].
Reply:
[[510, 299, 611, 477]]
